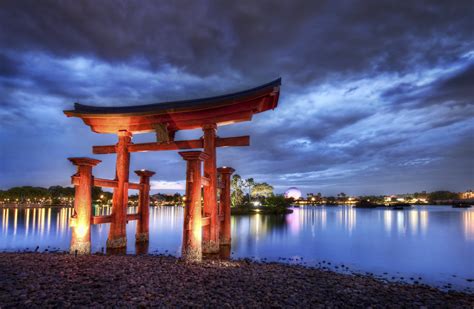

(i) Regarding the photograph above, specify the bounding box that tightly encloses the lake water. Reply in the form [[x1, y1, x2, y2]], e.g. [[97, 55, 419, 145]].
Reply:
[[1, 205, 473, 291]]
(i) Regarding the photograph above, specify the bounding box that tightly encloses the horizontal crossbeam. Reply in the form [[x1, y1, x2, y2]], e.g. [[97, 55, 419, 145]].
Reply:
[[201, 216, 210, 227], [94, 178, 118, 188], [201, 177, 210, 187], [91, 213, 141, 225], [93, 136, 249, 154], [71, 176, 143, 191]]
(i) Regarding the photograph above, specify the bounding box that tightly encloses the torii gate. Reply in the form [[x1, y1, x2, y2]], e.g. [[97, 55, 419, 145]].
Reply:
[[64, 78, 281, 261]]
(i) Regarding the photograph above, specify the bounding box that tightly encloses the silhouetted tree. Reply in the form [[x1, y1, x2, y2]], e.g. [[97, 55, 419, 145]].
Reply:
[[251, 182, 273, 198], [231, 174, 245, 207], [428, 191, 459, 202]]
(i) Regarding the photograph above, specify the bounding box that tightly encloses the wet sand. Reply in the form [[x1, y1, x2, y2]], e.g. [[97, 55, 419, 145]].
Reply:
[[0, 253, 473, 308]]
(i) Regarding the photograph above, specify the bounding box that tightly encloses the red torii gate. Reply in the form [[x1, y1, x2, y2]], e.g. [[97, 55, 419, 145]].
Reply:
[[64, 78, 281, 261]]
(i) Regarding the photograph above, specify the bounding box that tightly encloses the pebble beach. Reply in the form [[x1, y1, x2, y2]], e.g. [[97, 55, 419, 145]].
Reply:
[[0, 253, 473, 308]]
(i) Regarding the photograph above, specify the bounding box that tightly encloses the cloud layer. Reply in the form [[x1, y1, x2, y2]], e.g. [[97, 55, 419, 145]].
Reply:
[[0, 0, 473, 195]]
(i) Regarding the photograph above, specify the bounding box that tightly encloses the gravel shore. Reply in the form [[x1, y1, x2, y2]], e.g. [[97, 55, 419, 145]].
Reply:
[[0, 253, 473, 308]]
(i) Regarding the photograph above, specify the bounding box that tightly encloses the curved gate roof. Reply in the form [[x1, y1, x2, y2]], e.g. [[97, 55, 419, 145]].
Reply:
[[64, 78, 281, 134]]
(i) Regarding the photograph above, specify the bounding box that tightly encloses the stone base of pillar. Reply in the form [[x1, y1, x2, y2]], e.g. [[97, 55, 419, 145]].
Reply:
[[219, 245, 231, 260], [135, 242, 149, 255], [135, 232, 149, 243], [219, 236, 231, 246], [202, 240, 220, 254], [106, 247, 127, 255], [70, 241, 91, 255], [182, 247, 202, 263], [106, 236, 127, 249]]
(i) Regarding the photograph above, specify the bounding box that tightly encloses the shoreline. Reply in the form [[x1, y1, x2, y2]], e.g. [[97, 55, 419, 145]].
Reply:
[[0, 253, 473, 307], [0, 203, 468, 209]]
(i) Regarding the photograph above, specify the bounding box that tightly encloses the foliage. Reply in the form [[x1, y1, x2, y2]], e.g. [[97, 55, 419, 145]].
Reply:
[[337, 192, 347, 201], [1, 186, 51, 202], [428, 191, 460, 201], [0, 185, 111, 204], [231, 174, 245, 207], [413, 191, 428, 199], [359, 195, 385, 203], [151, 192, 183, 205], [265, 194, 292, 208], [48, 186, 74, 198], [251, 182, 274, 198]]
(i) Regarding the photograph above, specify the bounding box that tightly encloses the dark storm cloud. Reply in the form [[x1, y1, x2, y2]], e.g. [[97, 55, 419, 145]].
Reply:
[[383, 63, 474, 109], [0, 52, 20, 77], [0, 0, 473, 194], [1, 0, 473, 84]]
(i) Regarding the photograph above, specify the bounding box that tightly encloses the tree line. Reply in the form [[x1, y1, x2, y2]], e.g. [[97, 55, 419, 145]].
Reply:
[[0, 186, 110, 204], [230, 174, 291, 208]]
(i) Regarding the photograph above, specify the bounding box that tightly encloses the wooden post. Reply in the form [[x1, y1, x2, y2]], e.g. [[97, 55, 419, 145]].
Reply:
[[179, 151, 209, 262], [107, 130, 132, 249], [202, 123, 219, 253], [134, 169, 155, 242], [68, 157, 101, 255], [217, 167, 234, 246]]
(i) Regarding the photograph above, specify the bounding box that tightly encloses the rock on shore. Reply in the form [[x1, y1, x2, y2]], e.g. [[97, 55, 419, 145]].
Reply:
[[0, 253, 473, 307]]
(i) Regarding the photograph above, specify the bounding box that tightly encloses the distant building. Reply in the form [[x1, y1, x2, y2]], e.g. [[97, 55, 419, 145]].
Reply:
[[460, 190, 474, 200], [384, 195, 397, 202], [284, 187, 302, 200]]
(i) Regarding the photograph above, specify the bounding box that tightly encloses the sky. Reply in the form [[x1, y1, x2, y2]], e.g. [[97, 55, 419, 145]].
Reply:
[[0, 0, 473, 196]]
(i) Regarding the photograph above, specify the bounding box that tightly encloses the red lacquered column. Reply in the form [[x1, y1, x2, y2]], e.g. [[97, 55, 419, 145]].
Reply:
[[107, 130, 132, 249], [68, 157, 101, 255], [202, 123, 219, 254], [217, 167, 235, 246], [179, 151, 209, 262], [134, 169, 155, 242]]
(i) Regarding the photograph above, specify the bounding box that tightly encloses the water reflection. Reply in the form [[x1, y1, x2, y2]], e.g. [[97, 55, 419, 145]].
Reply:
[[463, 211, 474, 241], [1, 205, 473, 288]]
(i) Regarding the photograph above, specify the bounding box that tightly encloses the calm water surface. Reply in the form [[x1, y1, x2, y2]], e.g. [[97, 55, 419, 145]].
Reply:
[[1, 205, 473, 290]]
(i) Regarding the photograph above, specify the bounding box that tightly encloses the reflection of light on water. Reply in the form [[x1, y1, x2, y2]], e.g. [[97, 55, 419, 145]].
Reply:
[[287, 211, 300, 235], [336, 207, 356, 234], [397, 212, 406, 235], [420, 210, 428, 235], [320, 208, 327, 230], [39, 208, 45, 237], [59, 208, 68, 236], [25, 208, 30, 237], [384, 211, 392, 233], [56, 210, 60, 233], [462, 211, 474, 241], [13, 208, 18, 236], [32, 208, 36, 233], [337, 210, 343, 227], [255, 214, 260, 240], [409, 210, 418, 235], [47, 208, 51, 235], [345, 207, 356, 234], [2, 209, 8, 235]]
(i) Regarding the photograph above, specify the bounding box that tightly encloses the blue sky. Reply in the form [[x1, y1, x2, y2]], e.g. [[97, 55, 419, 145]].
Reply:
[[0, 1, 473, 195]]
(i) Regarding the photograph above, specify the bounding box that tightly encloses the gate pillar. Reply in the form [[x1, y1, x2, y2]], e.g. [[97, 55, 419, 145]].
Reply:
[[68, 157, 101, 255], [202, 123, 219, 253], [107, 130, 132, 249], [134, 169, 155, 242], [217, 167, 234, 246], [179, 151, 209, 262]]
